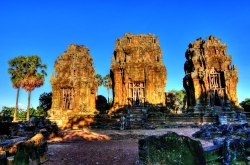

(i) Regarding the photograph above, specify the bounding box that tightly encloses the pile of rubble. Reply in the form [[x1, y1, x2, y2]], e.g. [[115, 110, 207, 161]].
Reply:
[[0, 117, 59, 164], [192, 123, 250, 139], [192, 113, 250, 164], [0, 129, 48, 164]]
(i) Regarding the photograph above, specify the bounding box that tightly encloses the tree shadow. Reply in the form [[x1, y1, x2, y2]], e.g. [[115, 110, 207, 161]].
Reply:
[[48, 129, 110, 143]]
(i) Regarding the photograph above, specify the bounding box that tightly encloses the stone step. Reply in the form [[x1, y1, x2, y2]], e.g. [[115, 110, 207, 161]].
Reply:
[[129, 123, 142, 129], [131, 109, 142, 114], [127, 114, 143, 120], [132, 107, 142, 110], [130, 107, 143, 113], [129, 106, 147, 114]]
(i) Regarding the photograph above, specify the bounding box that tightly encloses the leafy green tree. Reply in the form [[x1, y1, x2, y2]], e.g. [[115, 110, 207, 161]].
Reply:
[[168, 89, 186, 107], [36, 106, 46, 116], [29, 107, 37, 116], [38, 92, 52, 116], [1, 106, 14, 116], [17, 109, 26, 121], [0, 106, 27, 121], [21, 55, 47, 121], [8, 56, 26, 122], [103, 74, 112, 104], [0, 106, 14, 122], [29, 107, 45, 116], [94, 74, 103, 95], [240, 98, 250, 111]]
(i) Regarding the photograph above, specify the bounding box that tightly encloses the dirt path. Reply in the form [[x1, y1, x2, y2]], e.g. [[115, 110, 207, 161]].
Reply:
[[45, 128, 213, 165]]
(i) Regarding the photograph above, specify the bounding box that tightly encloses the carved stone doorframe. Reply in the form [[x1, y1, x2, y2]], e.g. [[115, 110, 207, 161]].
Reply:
[[128, 81, 145, 107], [209, 67, 221, 89], [208, 68, 224, 107], [62, 88, 74, 110]]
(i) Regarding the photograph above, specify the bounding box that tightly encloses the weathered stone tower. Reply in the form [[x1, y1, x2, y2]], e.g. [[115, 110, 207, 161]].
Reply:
[[110, 33, 167, 111], [183, 36, 238, 111], [48, 44, 98, 125]]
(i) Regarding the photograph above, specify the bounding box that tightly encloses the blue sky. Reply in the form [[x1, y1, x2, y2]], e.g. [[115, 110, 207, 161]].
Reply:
[[0, 0, 250, 110]]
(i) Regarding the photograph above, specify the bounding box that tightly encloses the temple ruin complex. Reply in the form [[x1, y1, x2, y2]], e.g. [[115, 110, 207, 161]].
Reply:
[[183, 35, 238, 111], [48, 44, 98, 125], [110, 33, 167, 111]]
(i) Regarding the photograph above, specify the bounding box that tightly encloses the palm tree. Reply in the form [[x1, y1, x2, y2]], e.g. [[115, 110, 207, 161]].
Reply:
[[103, 74, 112, 104], [8, 56, 26, 122], [94, 74, 103, 95], [21, 55, 47, 121]]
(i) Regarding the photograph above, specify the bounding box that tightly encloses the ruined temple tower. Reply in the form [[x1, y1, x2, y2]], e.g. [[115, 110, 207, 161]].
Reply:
[[183, 36, 238, 111], [48, 44, 98, 125], [110, 33, 167, 111]]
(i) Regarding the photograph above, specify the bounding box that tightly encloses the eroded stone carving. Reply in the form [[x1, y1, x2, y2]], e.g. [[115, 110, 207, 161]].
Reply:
[[183, 36, 238, 111], [110, 33, 167, 112], [48, 44, 99, 125]]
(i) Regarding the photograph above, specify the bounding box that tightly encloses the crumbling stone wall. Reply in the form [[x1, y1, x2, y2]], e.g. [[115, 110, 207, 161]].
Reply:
[[110, 33, 167, 111], [183, 36, 238, 111], [48, 44, 98, 125]]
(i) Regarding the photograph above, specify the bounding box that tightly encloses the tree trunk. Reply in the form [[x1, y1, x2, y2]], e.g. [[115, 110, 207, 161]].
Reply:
[[26, 91, 31, 121], [107, 88, 110, 104], [13, 87, 20, 122]]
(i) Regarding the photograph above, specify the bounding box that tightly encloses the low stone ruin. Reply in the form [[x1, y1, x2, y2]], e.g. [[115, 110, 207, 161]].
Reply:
[[0, 117, 58, 164], [191, 113, 250, 164], [138, 132, 206, 164], [138, 112, 250, 164], [138, 129, 250, 165], [0, 129, 48, 164]]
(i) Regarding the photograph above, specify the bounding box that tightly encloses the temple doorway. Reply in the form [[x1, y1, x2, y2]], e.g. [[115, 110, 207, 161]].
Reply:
[[208, 68, 225, 107], [128, 82, 145, 107]]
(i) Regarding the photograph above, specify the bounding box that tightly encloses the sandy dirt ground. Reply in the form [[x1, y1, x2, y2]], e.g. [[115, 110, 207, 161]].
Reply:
[[44, 128, 213, 165]]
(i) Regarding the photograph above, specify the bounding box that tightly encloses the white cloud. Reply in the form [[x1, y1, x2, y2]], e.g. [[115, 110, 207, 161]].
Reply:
[[18, 103, 27, 110], [8, 103, 27, 110]]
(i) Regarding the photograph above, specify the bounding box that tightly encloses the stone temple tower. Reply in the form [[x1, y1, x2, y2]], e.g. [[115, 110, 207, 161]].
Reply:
[[48, 44, 98, 125], [110, 33, 167, 111], [183, 36, 238, 111]]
